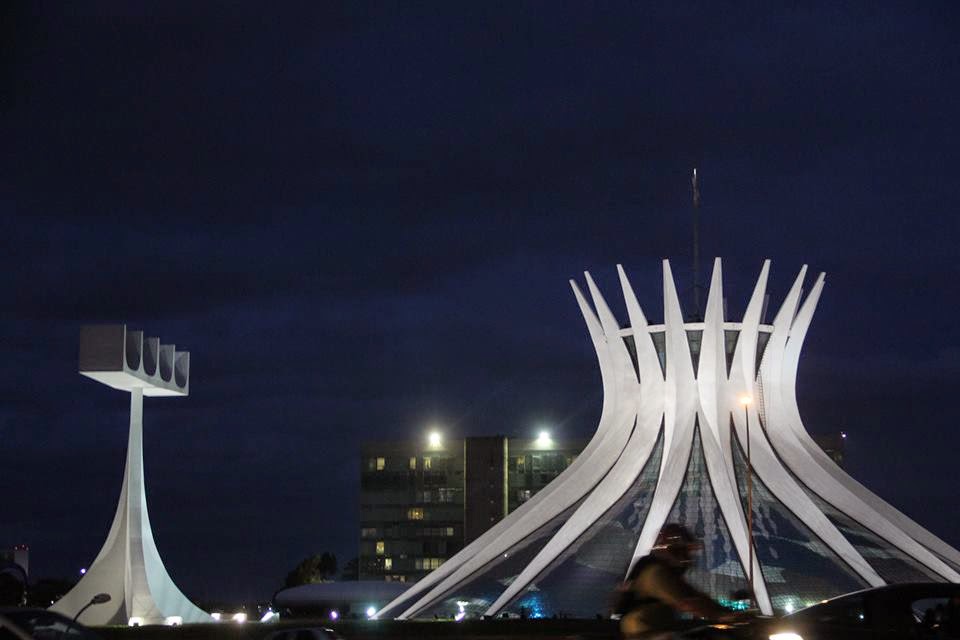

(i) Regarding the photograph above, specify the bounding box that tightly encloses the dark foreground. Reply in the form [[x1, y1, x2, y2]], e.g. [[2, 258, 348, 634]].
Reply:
[[97, 619, 619, 640]]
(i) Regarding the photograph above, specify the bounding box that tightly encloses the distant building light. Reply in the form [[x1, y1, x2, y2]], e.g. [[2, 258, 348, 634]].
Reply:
[[232, 613, 247, 624], [366, 606, 377, 618], [536, 430, 552, 447], [329, 610, 339, 620], [210, 613, 222, 621], [841, 432, 847, 439], [428, 431, 442, 448], [79, 568, 87, 575]]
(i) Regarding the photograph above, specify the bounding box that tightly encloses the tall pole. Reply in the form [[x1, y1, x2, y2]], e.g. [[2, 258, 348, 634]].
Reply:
[[692, 168, 702, 320], [744, 399, 755, 608]]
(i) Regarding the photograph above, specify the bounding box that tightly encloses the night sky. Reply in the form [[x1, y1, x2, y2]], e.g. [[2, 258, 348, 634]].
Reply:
[[2, 3, 959, 603]]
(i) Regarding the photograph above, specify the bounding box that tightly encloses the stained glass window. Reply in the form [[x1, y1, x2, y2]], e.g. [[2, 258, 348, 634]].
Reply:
[[622, 335, 640, 382], [650, 331, 666, 376], [724, 330, 739, 376], [686, 330, 703, 376], [669, 427, 751, 606], [732, 431, 867, 612], [414, 500, 585, 619], [501, 429, 664, 619], [755, 331, 771, 371], [801, 489, 944, 584], [927, 549, 960, 575]]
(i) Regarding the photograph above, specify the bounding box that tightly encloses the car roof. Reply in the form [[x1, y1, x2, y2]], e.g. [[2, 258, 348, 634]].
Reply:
[[788, 582, 960, 616]]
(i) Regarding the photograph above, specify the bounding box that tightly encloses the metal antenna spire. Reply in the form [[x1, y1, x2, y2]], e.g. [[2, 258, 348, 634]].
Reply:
[[692, 168, 702, 320]]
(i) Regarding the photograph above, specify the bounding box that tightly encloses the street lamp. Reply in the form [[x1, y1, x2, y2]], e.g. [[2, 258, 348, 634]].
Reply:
[[428, 431, 442, 448], [739, 395, 755, 608], [536, 430, 552, 448], [66, 592, 111, 636]]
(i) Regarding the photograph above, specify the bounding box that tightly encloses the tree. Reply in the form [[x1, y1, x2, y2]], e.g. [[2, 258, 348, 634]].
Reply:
[[0, 572, 25, 606], [339, 556, 359, 581], [284, 552, 338, 588], [26, 578, 76, 608]]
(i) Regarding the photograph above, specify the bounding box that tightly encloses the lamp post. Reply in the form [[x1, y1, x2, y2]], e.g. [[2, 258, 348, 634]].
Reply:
[[63, 593, 111, 639], [739, 395, 755, 608]]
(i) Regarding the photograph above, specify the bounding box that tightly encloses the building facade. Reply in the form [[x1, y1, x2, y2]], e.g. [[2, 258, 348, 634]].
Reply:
[[359, 435, 585, 582], [378, 259, 960, 620]]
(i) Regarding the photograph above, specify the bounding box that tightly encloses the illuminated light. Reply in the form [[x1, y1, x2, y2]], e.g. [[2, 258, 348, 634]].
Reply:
[[164, 616, 183, 626], [428, 432, 441, 448], [260, 610, 277, 623], [769, 633, 803, 640], [519, 594, 546, 619], [366, 606, 377, 618], [329, 610, 339, 620], [128, 617, 143, 627], [739, 396, 753, 406], [454, 601, 467, 622], [79, 568, 87, 575], [232, 613, 247, 624], [536, 430, 552, 447], [210, 613, 222, 621], [783, 602, 794, 613], [841, 432, 847, 439]]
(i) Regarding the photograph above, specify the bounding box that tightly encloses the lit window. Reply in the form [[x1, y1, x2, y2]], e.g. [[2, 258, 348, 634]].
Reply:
[[376, 457, 385, 471], [361, 527, 377, 538], [415, 557, 443, 570], [516, 456, 525, 473], [384, 557, 392, 570], [426, 557, 444, 569], [376, 541, 385, 555], [409, 457, 416, 470], [423, 456, 432, 470], [446, 527, 455, 536], [408, 508, 424, 520]]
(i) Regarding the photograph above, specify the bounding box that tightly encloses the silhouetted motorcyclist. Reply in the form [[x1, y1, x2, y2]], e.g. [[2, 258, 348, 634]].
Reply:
[[617, 523, 746, 639]]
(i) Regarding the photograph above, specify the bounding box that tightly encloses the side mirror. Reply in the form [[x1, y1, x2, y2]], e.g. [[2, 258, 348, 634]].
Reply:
[[91, 593, 112, 605]]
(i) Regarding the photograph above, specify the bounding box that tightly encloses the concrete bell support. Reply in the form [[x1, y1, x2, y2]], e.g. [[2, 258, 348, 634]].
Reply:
[[50, 325, 209, 625]]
